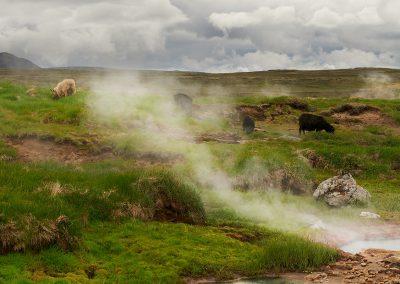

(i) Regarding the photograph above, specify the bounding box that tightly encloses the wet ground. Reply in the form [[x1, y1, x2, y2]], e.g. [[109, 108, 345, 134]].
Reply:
[[341, 238, 400, 254]]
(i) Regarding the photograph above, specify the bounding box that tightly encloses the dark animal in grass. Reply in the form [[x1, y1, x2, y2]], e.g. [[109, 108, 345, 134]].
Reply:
[[85, 265, 97, 279], [299, 113, 334, 134], [242, 115, 255, 134], [174, 93, 193, 115]]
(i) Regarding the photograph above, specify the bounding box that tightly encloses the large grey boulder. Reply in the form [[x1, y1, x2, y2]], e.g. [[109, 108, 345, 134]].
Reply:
[[313, 174, 370, 207]]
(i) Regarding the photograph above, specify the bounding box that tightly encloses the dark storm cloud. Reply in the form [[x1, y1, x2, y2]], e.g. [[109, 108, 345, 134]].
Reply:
[[1, 0, 399, 71]]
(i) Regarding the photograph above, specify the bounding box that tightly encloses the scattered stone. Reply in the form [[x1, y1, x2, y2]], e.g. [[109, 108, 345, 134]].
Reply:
[[313, 173, 371, 207], [360, 211, 381, 219], [305, 272, 327, 282], [302, 249, 400, 283]]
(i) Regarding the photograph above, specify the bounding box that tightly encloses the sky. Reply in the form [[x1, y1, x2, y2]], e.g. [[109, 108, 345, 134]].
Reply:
[[1, 0, 400, 72]]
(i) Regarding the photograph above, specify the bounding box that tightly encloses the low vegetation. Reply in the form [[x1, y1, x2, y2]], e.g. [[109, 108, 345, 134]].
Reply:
[[0, 67, 399, 282]]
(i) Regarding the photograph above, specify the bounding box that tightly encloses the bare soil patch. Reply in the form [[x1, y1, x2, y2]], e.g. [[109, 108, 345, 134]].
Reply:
[[195, 132, 240, 144], [125, 152, 184, 166], [326, 103, 395, 127], [236, 100, 311, 123], [236, 104, 268, 120], [302, 249, 400, 283], [6, 137, 184, 165], [6, 137, 114, 164]]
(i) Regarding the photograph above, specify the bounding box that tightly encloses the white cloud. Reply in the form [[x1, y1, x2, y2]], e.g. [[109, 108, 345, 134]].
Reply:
[[308, 6, 383, 28], [209, 6, 297, 32], [308, 7, 343, 28], [182, 48, 396, 72], [0, 0, 187, 66], [0, 0, 399, 71]]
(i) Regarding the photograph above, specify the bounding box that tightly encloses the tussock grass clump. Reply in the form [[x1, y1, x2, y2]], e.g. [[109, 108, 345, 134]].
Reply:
[[0, 161, 205, 254], [0, 215, 77, 254], [133, 172, 206, 224], [259, 234, 339, 271]]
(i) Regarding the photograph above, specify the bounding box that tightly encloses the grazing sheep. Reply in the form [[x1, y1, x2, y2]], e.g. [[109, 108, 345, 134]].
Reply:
[[242, 115, 255, 134], [174, 93, 193, 115], [52, 79, 76, 99], [299, 113, 334, 134]]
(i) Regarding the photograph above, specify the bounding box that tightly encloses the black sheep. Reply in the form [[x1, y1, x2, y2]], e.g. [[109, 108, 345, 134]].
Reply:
[[299, 113, 334, 134], [174, 93, 193, 115], [242, 115, 255, 134]]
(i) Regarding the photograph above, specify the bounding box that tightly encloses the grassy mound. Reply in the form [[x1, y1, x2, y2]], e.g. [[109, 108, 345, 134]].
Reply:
[[0, 161, 205, 254]]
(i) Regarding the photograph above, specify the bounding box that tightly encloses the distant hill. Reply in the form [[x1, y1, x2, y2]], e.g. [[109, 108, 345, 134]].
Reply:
[[0, 52, 40, 69]]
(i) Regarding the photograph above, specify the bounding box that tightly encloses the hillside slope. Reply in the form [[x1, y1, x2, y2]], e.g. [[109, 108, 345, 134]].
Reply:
[[0, 52, 40, 69], [0, 67, 399, 98]]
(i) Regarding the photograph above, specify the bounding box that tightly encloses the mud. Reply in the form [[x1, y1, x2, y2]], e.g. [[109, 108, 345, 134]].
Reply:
[[6, 137, 114, 164], [6, 137, 184, 165]]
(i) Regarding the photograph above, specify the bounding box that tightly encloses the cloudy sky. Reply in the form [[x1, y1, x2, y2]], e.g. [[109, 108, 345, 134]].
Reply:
[[1, 0, 399, 72]]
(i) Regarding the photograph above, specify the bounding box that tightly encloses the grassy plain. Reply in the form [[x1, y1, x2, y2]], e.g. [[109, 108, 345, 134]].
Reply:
[[0, 67, 399, 282]]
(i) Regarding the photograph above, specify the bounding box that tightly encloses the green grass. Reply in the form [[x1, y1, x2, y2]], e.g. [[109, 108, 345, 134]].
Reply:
[[0, 76, 399, 282], [260, 234, 339, 272], [0, 81, 95, 146], [0, 221, 339, 282], [0, 160, 205, 228]]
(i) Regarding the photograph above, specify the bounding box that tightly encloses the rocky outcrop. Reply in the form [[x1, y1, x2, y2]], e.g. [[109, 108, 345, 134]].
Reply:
[[313, 174, 370, 207]]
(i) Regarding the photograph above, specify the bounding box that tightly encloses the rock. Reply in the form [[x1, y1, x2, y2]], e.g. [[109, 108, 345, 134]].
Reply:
[[313, 174, 371, 207], [305, 272, 327, 282], [360, 211, 381, 219]]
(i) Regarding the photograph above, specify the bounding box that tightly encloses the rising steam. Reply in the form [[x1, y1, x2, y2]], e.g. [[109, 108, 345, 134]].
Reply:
[[86, 73, 393, 248], [352, 72, 400, 99]]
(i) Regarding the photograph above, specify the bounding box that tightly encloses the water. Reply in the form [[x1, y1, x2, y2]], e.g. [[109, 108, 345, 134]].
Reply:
[[341, 238, 400, 254]]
